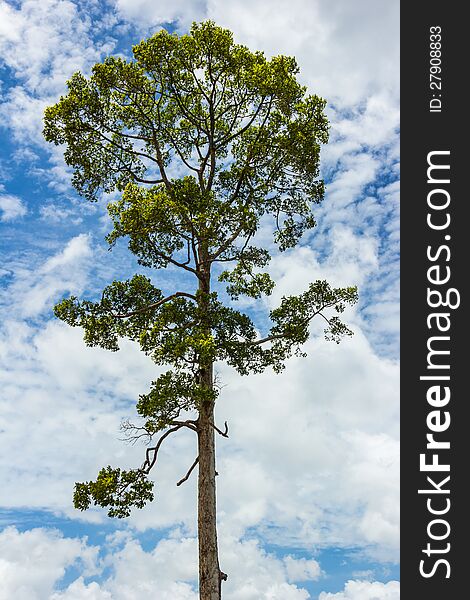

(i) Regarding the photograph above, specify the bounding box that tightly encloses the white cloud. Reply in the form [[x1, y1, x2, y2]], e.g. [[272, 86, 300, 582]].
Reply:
[[39, 204, 83, 225], [95, 533, 318, 599], [1, 1, 145, 203], [0, 193, 27, 221], [51, 579, 113, 600], [351, 569, 374, 579], [42, 234, 91, 271], [59, 0, 399, 114], [206, 0, 399, 108], [0, 525, 400, 599], [214, 331, 399, 562], [13, 233, 93, 317], [115, 0, 206, 31], [0, 0, 116, 188], [0, 527, 99, 600], [284, 556, 322, 582], [318, 579, 400, 600], [0, 526, 320, 599], [0, 0, 114, 96]]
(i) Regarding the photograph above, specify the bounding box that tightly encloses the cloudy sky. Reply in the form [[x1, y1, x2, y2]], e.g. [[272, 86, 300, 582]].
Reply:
[[0, 1, 399, 598]]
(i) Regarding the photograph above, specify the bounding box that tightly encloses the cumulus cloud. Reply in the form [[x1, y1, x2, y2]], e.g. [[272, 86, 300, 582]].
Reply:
[[0, 526, 99, 600], [0, 193, 27, 221], [214, 331, 399, 562], [284, 556, 322, 582], [0, 526, 399, 599], [7, 233, 93, 317], [109, 0, 399, 111], [115, 0, 205, 31], [206, 0, 399, 107], [318, 579, 400, 599], [0, 526, 322, 599], [0, 0, 117, 189], [0, 0, 116, 95]]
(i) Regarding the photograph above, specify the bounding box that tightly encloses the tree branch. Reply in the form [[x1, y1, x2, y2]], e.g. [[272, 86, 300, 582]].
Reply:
[[117, 81, 173, 193], [210, 217, 253, 261], [216, 96, 267, 148], [250, 333, 285, 346], [119, 419, 153, 444], [147, 236, 201, 277], [250, 305, 339, 346], [211, 421, 229, 438], [83, 120, 161, 166], [111, 291, 197, 319], [93, 140, 164, 185], [142, 424, 183, 474], [226, 96, 275, 204], [176, 456, 199, 486], [170, 419, 199, 433], [318, 312, 332, 326]]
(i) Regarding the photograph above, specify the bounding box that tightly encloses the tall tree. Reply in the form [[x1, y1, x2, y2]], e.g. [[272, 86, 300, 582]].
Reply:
[[43, 21, 357, 599]]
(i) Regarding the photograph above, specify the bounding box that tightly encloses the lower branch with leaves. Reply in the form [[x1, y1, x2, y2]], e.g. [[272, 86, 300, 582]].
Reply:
[[73, 415, 231, 518]]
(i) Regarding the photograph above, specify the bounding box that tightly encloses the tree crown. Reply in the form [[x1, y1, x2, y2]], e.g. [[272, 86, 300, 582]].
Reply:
[[44, 21, 357, 518]]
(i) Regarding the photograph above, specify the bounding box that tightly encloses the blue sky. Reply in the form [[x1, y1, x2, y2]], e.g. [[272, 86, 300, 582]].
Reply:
[[0, 1, 399, 598]]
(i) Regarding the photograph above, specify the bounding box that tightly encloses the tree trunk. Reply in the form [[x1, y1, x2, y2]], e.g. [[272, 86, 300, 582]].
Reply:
[[197, 265, 226, 599], [198, 387, 224, 599]]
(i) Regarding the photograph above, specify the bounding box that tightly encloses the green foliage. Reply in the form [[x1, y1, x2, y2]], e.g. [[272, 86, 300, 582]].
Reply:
[[137, 371, 217, 431], [218, 247, 274, 300], [74, 466, 154, 518], [44, 20, 358, 519], [44, 20, 328, 268]]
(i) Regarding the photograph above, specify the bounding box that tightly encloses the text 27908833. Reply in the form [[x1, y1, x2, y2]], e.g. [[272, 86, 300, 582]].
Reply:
[[429, 26, 442, 113]]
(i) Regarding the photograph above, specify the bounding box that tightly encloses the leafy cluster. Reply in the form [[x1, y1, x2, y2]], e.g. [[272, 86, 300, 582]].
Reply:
[[55, 274, 357, 377], [137, 371, 217, 431], [74, 466, 154, 518]]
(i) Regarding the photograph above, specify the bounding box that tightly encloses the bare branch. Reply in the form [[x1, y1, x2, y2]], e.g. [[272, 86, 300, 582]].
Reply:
[[181, 239, 191, 266], [119, 419, 153, 444], [211, 421, 229, 438], [142, 424, 183, 474], [176, 457, 199, 486], [318, 312, 332, 325]]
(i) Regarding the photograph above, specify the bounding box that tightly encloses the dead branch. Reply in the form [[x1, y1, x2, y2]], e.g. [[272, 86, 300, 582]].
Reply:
[[176, 456, 199, 486], [119, 419, 153, 445], [142, 424, 183, 474], [211, 421, 229, 438]]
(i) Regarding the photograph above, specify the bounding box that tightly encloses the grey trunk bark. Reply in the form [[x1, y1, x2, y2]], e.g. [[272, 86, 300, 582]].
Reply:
[[198, 388, 223, 599], [197, 267, 226, 599]]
